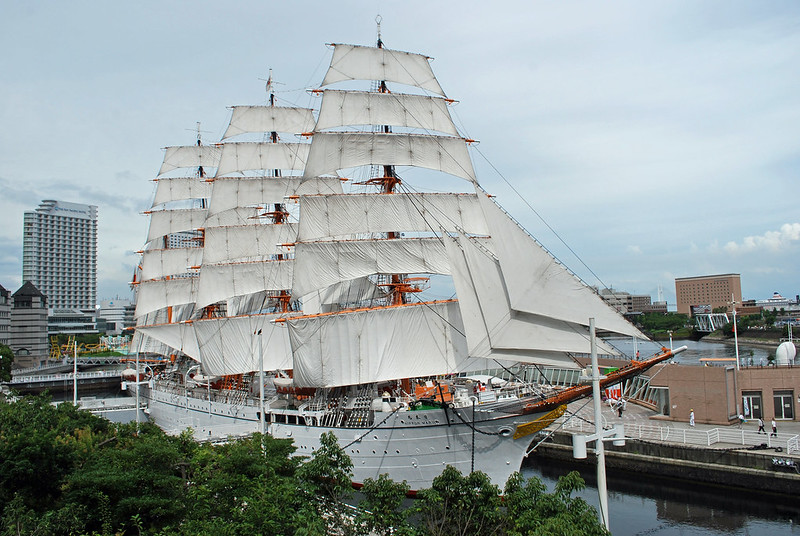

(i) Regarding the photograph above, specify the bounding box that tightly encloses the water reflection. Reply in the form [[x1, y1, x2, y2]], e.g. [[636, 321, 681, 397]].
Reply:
[[523, 457, 800, 535]]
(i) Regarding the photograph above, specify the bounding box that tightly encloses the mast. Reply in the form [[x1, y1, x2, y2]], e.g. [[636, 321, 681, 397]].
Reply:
[[367, 17, 419, 307]]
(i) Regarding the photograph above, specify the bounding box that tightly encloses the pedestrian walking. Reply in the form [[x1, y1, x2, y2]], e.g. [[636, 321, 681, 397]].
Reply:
[[771, 419, 778, 436], [757, 417, 766, 434], [689, 409, 695, 427]]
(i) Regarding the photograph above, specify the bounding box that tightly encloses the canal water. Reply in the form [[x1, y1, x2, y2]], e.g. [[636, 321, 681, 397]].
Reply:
[[522, 457, 800, 535], [606, 338, 781, 366]]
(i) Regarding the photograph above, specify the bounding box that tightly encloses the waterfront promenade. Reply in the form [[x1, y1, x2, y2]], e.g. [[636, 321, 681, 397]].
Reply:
[[559, 397, 800, 455], [533, 397, 800, 494]]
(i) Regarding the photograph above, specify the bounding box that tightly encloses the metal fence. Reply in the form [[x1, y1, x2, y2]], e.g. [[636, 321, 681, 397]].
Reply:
[[559, 415, 800, 455]]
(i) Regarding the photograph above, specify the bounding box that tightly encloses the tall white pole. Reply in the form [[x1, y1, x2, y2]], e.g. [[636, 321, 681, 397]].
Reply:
[[73, 341, 78, 405], [258, 329, 265, 436], [590, 318, 610, 531], [732, 294, 740, 370], [135, 341, 140, 433]]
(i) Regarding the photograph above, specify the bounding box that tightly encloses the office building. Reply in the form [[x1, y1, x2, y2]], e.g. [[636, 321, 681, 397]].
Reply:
[[22, 200, 97, 310], [675, 273, 742, 316]]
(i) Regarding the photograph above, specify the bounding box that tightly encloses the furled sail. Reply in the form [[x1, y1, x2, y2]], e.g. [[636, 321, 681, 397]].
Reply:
[[215, 142, 310, 177], [222, 105, 316, 140], [207, 176, 343, 215], [316, 90, 459, 135], [322, 44, 445, 96], [158, 145, 221, 176], [302, 132, 476, 183], [297, 193, 487, 241], [288, 301, 491, 388], [475, 192, 647, 339]]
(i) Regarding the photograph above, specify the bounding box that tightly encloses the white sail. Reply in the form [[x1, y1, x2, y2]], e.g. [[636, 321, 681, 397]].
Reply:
[[444, 233, 616, 366], [297, 193, 487, 242], [300, 277, 386, 315], [476, 193, 647, 339], [203, 206, 263, 228], [322, 44, 445, 96], [302, 132, 476, 183], [196, 259, 293, 309], [158, 145, 221, 176], [222, 105, 316, 139], [134, 277, 197, 318], [292, 237, 454, 297], [146, 208, 207, 243], [203, 224, 298, 264], [137, 321, 201, 360], [316, 90, 458, 135], [215, 142, 310, 177], [193, 314, 295, 374], [288, 301, 491, 388], [151, 177, 212, 207], [141, 247, 203, 280], [207, 176, 343, 215]]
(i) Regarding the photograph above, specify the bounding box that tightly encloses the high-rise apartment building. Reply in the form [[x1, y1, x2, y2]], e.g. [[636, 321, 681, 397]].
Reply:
[[675, 273, 742, 315], [22, 200, 98, 310]]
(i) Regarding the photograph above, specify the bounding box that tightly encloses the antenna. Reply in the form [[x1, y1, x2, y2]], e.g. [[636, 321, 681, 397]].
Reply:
[[187, 122, 212, 146]]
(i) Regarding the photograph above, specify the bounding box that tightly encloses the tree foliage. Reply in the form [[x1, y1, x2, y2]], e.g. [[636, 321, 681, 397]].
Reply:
[[637, 313, 689, 333], [0, 344, 13, 382], [1, 395, 609, 535]]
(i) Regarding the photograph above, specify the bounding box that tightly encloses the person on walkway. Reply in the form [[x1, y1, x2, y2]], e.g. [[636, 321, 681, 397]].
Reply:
[[689, 409, 695, 427], [771, 419, 778, 436], [738, 414, 745, 428], [757, 417, 766, 434]]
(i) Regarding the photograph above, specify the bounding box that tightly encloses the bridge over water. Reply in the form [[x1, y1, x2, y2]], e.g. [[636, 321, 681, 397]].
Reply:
[[695, 313, 729, 333]]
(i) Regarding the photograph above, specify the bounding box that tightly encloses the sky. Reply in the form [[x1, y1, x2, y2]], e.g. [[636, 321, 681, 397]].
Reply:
[[1, 1, 798, 309]]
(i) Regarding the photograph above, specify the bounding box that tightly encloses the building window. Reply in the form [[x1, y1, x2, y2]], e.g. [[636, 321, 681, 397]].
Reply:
[[773, 390, 794, 420]]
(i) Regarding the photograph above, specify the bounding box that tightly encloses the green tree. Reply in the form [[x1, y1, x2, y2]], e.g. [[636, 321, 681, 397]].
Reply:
[[296, 431, 355, 535], [356, 473, 412, 536], [181, 433, 303, 535], [504, 471, 609, 536], [62, 422, 188, 534], [0, 344, 13, 382], [412, 466, 503, 536], [0, 394, 111, 511]]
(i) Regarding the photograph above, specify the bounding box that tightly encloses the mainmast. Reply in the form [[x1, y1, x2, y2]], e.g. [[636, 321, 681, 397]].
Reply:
[[366, 16, 422, 306]]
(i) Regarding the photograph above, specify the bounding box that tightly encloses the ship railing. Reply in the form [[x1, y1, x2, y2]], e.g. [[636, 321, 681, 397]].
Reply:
[[560, 416, 800, 451], [6, 370, 121, 384]]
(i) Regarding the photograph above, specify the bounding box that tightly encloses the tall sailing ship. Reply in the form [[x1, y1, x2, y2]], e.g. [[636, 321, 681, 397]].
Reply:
[[131, 30, 682, 491]]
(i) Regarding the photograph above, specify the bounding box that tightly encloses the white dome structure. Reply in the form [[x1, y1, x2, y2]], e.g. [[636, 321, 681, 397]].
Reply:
[[775, 341, 797, 365]]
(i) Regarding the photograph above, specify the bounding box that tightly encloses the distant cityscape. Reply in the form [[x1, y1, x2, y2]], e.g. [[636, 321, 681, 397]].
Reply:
[[1, 199, 798, 369]]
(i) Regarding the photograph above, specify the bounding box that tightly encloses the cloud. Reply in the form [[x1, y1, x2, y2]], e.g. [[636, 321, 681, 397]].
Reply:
[[723, 223, 800, 253]]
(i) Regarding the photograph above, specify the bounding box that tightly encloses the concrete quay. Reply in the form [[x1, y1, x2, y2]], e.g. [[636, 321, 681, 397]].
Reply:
[[532, 398, 800, 494]]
